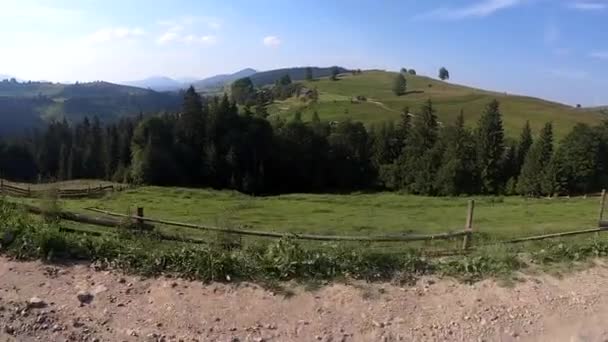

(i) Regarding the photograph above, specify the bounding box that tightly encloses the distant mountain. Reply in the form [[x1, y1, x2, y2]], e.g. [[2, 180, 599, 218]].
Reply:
[[0, 80, 181, 135], [177, 77, 199, 84], [249, 66, 349, 86], [193, 68, 257, 90], [122, 76, 184, 92]]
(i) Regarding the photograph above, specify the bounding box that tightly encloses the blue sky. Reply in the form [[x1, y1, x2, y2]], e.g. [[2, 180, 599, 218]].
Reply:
[[1, 0, 607, 106]]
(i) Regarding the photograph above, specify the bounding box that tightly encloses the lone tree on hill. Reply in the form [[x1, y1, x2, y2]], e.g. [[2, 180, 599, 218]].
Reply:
[[408, 69, 417, 75], [439, 67, 450, 81], [400, 67, 407, 74], [393, 73, 407, 96]]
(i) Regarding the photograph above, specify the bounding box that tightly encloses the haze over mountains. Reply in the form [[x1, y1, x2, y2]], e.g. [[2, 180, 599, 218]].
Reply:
[[119, 67, 349, 92], [122, 68, 257, 92]]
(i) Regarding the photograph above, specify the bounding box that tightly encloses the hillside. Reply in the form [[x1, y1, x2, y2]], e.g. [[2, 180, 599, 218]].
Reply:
[[249, 66, 348, 86], [267, 70, 606, 138], [193, 68, 257, 91], [0, 81, 181, 135]]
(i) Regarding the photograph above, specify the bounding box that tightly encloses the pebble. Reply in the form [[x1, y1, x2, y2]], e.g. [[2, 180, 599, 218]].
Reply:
[[93, 285, 108, 295], [77, 291, 94, 304], [28, 297, 47, 309]]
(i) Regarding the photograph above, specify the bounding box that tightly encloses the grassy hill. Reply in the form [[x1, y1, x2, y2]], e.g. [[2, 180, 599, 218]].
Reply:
[[267, 70, 606, 138], [249, 66, 349, 86]]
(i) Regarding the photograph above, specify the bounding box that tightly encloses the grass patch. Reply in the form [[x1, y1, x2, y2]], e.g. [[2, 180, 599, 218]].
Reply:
[[15, 187, 601, 243], [4, 199, 608, 285]]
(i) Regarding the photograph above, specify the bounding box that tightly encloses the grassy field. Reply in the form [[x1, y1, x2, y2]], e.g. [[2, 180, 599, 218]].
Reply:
[[16, 186, 603, 243], [267, 71, 606, 139], [7, 185, 608, 283]]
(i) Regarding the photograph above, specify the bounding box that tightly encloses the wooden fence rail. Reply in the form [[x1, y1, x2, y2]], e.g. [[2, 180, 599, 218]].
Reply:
[[85, 207, 470, 242], [0, 179, 128, 199], [7, 188, 608, 251]]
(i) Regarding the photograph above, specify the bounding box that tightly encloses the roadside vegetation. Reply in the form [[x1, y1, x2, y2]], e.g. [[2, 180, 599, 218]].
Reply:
[[3, 198, 608, 285]]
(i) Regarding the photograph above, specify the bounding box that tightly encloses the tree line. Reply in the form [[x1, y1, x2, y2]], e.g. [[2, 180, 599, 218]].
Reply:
[[1, 86, 607, 196]]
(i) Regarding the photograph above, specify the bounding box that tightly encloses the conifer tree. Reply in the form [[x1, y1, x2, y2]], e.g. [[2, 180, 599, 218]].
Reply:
[[476, 99, 505, 194]]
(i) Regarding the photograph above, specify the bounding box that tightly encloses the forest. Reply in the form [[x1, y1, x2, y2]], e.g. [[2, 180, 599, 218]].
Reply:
[[1, 83, 607, 197]]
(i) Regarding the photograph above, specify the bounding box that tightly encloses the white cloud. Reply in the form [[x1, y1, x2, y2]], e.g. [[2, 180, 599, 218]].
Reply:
[[414, 0, 522, 20], [263, 36, 282, 47], [157, 31, 180, 44], [590, 51, 608, 59], [157, 25, 216, 45], [156, 17, 218, 45], [568, 2, 607, 10], [182, 34, 217, 44], [87, 27, 145, 43]]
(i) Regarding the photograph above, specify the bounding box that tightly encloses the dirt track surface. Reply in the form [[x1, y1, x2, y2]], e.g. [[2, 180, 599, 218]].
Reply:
[[2, 257, 608, 342]]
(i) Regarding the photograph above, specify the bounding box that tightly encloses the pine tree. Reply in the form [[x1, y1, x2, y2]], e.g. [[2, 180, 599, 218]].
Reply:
[[435, 113, 477, 195], [551, 123, 599, 194], [395, 107, 411, 150], [393, 73, 407, 96], [517, 123, 553, 196], [57, 144, 68, 181], [396, 99, 439, 193], [476, 100, 505, 194], [517, 121, 533, 174], [177, 86, 205, 147], [104, 126, 120, 180]]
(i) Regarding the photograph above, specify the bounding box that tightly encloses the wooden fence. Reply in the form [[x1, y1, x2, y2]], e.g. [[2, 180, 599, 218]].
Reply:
[[9, 189, 608, 253], [0, 179, 128, 198]]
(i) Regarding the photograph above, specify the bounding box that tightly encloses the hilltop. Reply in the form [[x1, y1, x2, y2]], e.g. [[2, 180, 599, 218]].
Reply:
[[267, 70, 606, 138], [249, 66, 349, 86], [193, 68, 257, 91]]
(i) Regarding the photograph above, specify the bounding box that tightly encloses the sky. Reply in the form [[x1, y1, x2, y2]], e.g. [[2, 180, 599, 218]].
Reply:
[[0, 0, 607, 106]]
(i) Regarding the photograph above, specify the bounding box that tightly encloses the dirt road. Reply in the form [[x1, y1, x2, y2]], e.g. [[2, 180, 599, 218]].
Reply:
[[1, 256, 608, 341]]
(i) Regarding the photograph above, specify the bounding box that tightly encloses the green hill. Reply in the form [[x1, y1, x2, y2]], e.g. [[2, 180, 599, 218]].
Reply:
[[249, 66, 349, 86], [267, 70, 606, 138], [0, 80, 181, 135]]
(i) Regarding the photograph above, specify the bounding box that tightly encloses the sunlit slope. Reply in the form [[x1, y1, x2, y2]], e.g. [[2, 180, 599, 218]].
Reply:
[[268, 71, 605, 138]]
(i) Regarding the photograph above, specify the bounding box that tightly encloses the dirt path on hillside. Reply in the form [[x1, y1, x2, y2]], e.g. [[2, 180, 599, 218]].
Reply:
[[2, 257, 608, 342], [367, 99, 400, 113]]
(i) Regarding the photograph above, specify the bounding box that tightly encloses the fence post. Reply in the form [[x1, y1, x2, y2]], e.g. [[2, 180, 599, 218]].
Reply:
[[599, 189, 606, 228], [136, 207, 144, 230], [0, 179, 3, 195], [27, 185, 31, 197], [462, 200, 475, 250]]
